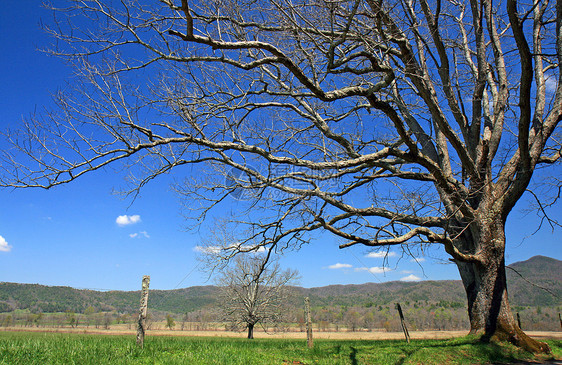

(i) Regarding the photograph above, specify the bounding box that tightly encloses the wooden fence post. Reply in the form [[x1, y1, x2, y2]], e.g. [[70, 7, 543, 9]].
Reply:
[[305, 297, 313, 348], [136, 275, 150, 348], [395, 303, 410, 343]]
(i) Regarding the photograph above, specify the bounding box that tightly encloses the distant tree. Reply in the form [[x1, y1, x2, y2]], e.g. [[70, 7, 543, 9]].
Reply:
[[84, 306, 95, 328], [65, 310, 77, 328], [145, 313, 153, 330], [363, 311, 375, 331], [166, 314, 176, 330], [103, 313, 112, 329], [181, 312, 188, 331], [344, 309, 361, 332], [94, 313, 102, 329], [25, 314, 35, 327], [297, 314, 305, 332], [74, 315, 81, 328], [2, 314, 13, 328], [118, 313, 129, 325], [55, 314, 65, 328], [216, 254, 298, 339], [34, 312, 43, 327]]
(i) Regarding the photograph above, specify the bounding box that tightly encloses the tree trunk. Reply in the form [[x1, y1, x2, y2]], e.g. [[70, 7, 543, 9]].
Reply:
[[247, 323, 254, 339], [455, 219, 550, 353]]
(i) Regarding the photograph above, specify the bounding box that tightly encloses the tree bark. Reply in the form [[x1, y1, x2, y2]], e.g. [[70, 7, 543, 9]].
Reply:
[[247, 323, 254, 339], [455, 219, 550, 353]]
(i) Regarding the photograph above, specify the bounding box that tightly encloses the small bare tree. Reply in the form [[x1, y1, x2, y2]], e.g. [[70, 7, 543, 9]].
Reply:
[[216, 253, 299, 339]]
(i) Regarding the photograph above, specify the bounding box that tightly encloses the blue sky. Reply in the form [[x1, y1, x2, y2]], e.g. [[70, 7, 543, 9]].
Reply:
[[0, 2, 560, 291]]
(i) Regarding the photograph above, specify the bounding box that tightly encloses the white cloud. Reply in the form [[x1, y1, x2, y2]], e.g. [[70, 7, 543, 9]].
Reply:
[[355, 266, 390, 274], [401, 270, 414, 274], [193, 243, 266, 256], [129, 231, 150, 239], [0, 236, 11, 252], [116, 215, 141, 226], [193, 245, 222, 255], [238, 243, 268, 253], [400, 274, 422, 282], [365, 251, 396, 258], [328, 263, 353, 270], [410, 257, 426, 263]]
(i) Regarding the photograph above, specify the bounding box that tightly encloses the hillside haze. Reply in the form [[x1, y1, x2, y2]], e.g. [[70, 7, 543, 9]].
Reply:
[[0, 255, 559, 314]]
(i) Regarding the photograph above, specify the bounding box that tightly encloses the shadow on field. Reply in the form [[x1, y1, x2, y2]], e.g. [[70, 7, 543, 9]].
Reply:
[[349, 346, 358, 365], [324, 337, 546, 365], [396, 349, 419, 365], [397, 338, 521, 364]]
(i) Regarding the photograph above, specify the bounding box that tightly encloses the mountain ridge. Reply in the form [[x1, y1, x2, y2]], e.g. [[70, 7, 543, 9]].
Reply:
[[0, 255, 559, 314]]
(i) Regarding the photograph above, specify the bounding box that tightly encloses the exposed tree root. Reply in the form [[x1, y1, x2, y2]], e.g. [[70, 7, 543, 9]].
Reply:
[[475, 321, 551, 354]]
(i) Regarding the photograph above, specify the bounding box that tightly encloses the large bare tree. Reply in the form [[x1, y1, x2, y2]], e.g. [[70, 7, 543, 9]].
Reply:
[[216, 253, 298, 339], [1, 0, 560, 352]]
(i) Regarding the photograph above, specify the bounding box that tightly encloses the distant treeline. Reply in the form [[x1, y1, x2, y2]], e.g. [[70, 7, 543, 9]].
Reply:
[[0, 256, 560, 332], [1, 299, 560, 332]]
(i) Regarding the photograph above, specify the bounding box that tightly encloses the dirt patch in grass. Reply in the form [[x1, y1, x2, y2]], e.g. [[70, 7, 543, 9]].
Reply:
[[1, 326, 560, 341]]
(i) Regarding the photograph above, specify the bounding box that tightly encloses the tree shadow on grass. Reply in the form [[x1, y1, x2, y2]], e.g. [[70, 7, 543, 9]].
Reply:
[[395, 350, 420, 365], [386, 338, 537, 365], [341, 337, 540, 365], [311, 337, 547, 364], [349, 346, 358, 365]]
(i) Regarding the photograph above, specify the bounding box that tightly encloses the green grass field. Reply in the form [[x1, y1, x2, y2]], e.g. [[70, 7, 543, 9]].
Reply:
[[0, 331, 560, 364]]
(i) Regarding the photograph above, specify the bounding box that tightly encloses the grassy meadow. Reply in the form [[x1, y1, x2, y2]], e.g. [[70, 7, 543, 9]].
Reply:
[[0, 331, 560, 364]]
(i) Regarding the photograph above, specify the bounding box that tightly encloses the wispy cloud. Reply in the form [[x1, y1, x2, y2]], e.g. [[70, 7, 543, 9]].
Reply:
[[130, 231, 150, 239], [328, 263, 353, 270], [193, 245, 222, 255], [410, 257, 426, 263], [193, 243, 267, 256], [400, 274, 422, 282], [355, 266, 390, 274], [365, 251, 396, 259], [401, 270, 413, 274], [238, 243, 268, 253], [116, 215, 141, 227], [0, 235, 11, 252]]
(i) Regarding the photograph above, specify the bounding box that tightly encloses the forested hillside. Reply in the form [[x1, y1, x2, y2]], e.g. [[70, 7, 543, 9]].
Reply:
[[0, 284, 218, 314], [507, 256, 562, 307], [0, 256, 559, 332]]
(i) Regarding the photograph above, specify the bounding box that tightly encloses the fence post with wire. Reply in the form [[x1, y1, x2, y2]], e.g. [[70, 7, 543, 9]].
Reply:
[[136, 275, 150, 348]]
